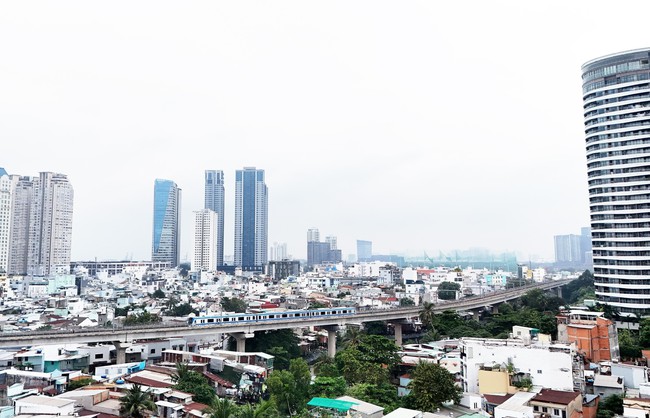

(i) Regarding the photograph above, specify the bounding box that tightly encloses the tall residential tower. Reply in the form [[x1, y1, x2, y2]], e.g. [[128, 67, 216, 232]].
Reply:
[[582, 48, 650, 314], [193, 209, 218, 272], [204, 170, 225, 267], [234, 167, 268, 270], [152, 179, 181, 267]]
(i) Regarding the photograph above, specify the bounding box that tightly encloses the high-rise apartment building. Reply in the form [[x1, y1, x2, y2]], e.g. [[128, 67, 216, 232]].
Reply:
[[152, 179, 181, 267], [234, 167, 268, 270], [554, 234, 582, 263], [325, 235, 337, 250], [7, 175, 34, 275], [307, 228, 320, 243], [26, 172, 74, 276], [204, 170, 225, 267], [0, 168, 11, 274], [582, 48, 650, 314], [357, 240, 372, 262], [269, 242, 288, 261], [193, 209, 218, 272]]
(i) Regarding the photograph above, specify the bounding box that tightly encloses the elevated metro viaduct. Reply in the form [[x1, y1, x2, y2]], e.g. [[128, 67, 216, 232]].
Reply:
[[0, 279, 573, 360]]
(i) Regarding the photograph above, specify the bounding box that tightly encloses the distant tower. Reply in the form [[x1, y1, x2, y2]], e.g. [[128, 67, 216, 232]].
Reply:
[[26, 172, 74, 275], [204, 170, 225, 267], [325, 235, 337, 250], [193, 209, 218, 272], [152, 179, 181, 267], [234, 167, 268, 270], [357, 240, 372, 262], [0, 168, 11, 273], [307, 227, 320, 243], [582, 48, 650, 314]]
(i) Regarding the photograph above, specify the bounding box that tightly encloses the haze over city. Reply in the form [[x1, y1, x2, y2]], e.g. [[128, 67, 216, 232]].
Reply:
[[2, 1, 649, 263]]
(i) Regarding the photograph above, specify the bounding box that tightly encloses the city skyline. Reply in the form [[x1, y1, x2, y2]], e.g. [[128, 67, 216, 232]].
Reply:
[[4, 2, 650, 263]]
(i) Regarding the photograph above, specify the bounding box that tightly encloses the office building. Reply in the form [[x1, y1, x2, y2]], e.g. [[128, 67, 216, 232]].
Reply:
[[152, 179, 181, 267], [193, 209, 218, 272], [0, 168, 11, 274], [204, 170, 225, 267], [357, 240, 372, 262], [582, 48, 650, 314], [26, 172, 74, 276], [325, 235, 337, 250], [234, 167, 268, 270]]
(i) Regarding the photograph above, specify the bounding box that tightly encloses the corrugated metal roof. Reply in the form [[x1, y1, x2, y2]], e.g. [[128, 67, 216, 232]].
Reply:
[[308, 397, 357, 411]]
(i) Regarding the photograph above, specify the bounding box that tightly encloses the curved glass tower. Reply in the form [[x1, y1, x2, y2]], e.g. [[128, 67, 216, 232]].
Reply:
[[582, 48, 650, 315], [152, 179, 181, 267]]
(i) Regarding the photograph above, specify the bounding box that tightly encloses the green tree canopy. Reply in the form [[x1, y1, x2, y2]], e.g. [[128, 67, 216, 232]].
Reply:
[[405, 362, 462, 412], [221, 297, 248, 313], [246, 329, 300, 360], [346, 383, 400, 413], [123, 311, 161, 326], [267, 358, 311, 415], [400, 297, 415, 306], [172, 363, 216, 405], [152, 288, 165, 299], [437, 282, 461, 300], [310, 376, 347, 399]]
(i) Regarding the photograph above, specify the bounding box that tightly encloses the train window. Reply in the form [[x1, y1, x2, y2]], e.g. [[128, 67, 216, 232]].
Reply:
[[224, 318, 230, 322], [320, 312, 325, 315], [239, 317, 244, 321], [282, 314, 287, 318], [208, 319, 214, 323], [269, 315, 275, 319]]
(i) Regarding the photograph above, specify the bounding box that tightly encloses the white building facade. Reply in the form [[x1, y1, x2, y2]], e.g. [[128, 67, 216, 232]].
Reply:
[[193, 209, 218, 272]]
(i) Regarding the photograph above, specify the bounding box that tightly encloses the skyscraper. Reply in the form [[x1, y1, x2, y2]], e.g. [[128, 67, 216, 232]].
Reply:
[[204, 170, 225, 267], [325, 235, 337, 250], [7, 175, 34, 275], [234, 167, 268, 270], [152, 179, 181, 267], [0, 168, 11, 274], [582, 48, 650, 314], [193, 209, 218, 272], [554, 234, 582, 263], [26, 172, 74, 275]]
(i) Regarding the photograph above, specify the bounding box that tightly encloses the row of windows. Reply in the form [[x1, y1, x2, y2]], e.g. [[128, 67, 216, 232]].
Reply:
[[596, 286, 650, 295], [592, 212, 650, 221], [585, 119, 650, 136], [587, 138, 650, 153], [584, 72, 650, 94], [588, 166, 650, 179], [592, 222, 650, 229], [590, 184, 650, 193], [595, 267, 650, 275], [583, 60, 649, 83], [584, 92, 650, 112], [587, 148, 650, 162], [588, 156, 650, 169], [586, 128, 650, 144], [590, 195, 650, 204], [584, 82, 650, 102], [584, 101, 650, 120]]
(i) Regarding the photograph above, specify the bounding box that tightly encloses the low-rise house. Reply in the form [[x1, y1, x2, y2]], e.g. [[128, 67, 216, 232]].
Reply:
[[592, 374, 624, 398], [14, 394, 75, 416], [624, 397, 650, 418], [529, 389, 582, 418]]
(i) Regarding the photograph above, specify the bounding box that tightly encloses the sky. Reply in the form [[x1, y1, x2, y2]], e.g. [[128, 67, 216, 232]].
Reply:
[[1, 1, 649, 263]]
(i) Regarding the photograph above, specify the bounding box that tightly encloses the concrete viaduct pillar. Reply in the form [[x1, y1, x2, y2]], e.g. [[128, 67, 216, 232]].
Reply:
[[113, 341, 131, 365], [323, 326, 339, 358], [230, 332, 254, 352], [393, 323, 403, 347]]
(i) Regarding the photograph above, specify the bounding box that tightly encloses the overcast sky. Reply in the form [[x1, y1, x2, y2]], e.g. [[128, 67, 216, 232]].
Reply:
[[1, 1, 648, 263]]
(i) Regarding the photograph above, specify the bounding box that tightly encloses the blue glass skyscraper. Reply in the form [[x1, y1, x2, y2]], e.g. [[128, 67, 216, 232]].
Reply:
[[152, 179, 181, 267], [234, 167, 267, 270]]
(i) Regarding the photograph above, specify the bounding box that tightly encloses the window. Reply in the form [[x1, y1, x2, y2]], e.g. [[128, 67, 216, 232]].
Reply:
[[150, 349, 155, 354], [543, 408, 548, 413], [95, 353, 104, 359], [554, 409, 560, 416], [537, 370, 543, 374], [534, 406, 539, 411]]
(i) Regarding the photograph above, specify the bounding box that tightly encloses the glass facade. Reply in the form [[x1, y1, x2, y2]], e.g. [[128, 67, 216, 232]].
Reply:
[[152, 179, 181, 267], [234, 167, 268, 269], [582, 48, 650, 314], [204, 170, 225, 266]]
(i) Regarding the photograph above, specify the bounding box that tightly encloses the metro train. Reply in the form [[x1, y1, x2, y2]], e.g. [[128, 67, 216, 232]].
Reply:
[[188, 307, 356, 326]]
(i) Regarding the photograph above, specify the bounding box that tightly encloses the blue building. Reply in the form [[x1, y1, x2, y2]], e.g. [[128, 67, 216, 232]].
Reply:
[[152, 179, 181, 267], [234, 168, 267, 271]]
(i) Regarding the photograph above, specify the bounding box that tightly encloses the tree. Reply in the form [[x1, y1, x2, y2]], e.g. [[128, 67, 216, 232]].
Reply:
[[247, 329, 300, 360], [237, 401, 278, 418], [400, 297, 415, 306], [419, 302, 436, 328], [405, 362, 462, 412], [267, 358, 311, 415], [266, 346, 291, 371], [123, 311, 161, 326], [172, 363, 216, 405], [618, 329, 641, 360], [221, 297, 248, 313], [346, 383, 400, 413], [167, 302, 198, 317], [598, 394, 623, 418], [205, 397, 238, 418], [310, 376, 347, 398], [335, 335, 399, 385], [639, 318, 650, 349], [152, 288, 166, 299], [437, 282, 460, 300], [119, 383, 156, 418], [67, 378, 93, 391]]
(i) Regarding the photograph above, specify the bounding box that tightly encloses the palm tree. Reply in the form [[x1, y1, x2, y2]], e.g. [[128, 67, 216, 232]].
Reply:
[[340, 325, 363, 348], [419, 301, 436, 328], [237, 401, 278, 418], [171, 362, 191, 384], [205, 397, 238, 418], [119, 383, 156, 418]]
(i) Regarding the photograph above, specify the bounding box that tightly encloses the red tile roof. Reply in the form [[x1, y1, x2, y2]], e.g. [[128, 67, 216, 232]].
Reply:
[[483, 394, 514, 405], [126, 376, 172, 388], [533, 389, 580, 405]]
